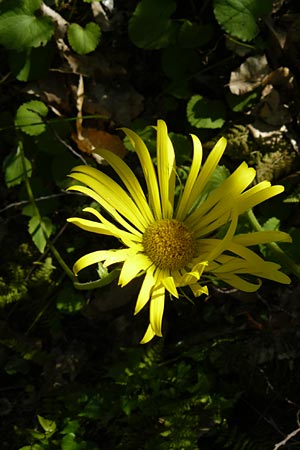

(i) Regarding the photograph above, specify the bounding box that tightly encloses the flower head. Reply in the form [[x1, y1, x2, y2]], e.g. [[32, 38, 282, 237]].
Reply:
[[67, 120, 291, 343]]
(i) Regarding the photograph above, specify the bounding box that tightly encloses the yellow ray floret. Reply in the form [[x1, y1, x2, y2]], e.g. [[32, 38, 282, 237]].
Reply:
[[67, 120, 292, 343]]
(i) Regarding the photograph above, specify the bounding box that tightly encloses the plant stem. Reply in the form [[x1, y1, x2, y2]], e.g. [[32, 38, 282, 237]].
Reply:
[[20, 141, 76, 283]]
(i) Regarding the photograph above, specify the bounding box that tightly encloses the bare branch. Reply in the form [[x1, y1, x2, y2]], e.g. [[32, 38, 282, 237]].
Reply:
[[273, 419, 300, 450], [40, 2, 68, 39]]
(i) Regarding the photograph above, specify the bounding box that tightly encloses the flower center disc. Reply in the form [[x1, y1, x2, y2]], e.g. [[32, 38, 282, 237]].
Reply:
[[143, 219, 195, 270]]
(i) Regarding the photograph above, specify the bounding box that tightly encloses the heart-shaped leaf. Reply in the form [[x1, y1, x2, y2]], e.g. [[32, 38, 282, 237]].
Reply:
[[67, 22, 101, 55], [187, 95, 226, 129], [15, 100, 48, 136]]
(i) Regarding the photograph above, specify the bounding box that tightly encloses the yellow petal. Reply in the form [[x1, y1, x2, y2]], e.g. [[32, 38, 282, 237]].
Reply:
[[68, 185, 142, 237], [150, 285, 165, 336], [184, 136, 227, 217], [180, 271, 199, 285], [69, 167, 147, 231], [233, 231, 292, 246], [140, 324, 156, 344], [103, 248, 135, 267], [156, 119, 176, 218], [96, 148, 154, 224], [219, 274, 262, 292], [119, 253, 152, 287], [73, 250, 118, 275], [238, 184, 284, 214], [134, 266, 156, 315], [161, 276, 179, 298], [67, 217, 114, 235], [187, 162, 255, 233], [121, 127, 162, 220], [205, 207, 238, 262], [176, 134, 202, 221], [190, 283, 209, 297]]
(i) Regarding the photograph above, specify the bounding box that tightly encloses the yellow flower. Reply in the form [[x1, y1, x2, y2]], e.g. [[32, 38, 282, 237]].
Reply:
[[67, 120, 291, 343]]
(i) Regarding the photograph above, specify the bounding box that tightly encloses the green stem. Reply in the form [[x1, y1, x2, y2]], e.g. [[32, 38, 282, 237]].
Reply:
[[20, 141, 76, 283], [48, 241, 76, 282], [247, 209, 300, 279]]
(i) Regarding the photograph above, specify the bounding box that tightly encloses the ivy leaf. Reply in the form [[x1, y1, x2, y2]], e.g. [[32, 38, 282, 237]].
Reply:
[[128, 0, 177, 49], [61, 433, 80, 450], [0, 8, 54, 50], [213, 0, 273, 42], [262, 217, 280, 231], [3, 146, 32, 187], [37, 415, 57, 433], [28, 216, 53, 253], [187, 95, 226, 129], [67, 22, 101, 55], [15, 100, 48, 136]]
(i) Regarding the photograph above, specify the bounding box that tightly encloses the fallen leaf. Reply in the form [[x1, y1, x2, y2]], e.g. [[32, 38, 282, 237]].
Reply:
[[229, 54, 270, 95], [72, 127, 127, 163]]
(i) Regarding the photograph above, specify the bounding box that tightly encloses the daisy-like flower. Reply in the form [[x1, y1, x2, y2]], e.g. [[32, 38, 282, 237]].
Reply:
[[67, 120, 291, 343]]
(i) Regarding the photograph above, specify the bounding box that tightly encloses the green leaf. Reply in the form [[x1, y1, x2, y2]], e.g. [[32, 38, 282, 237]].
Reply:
[[0, 9, 54, 50], [61, 433, 80, 450], [15, 100, 48, 136], [0, 0, 42, 15], [3, 146, 32, 187], [56, 285, 85, 313], [161, 47, 201, 80], [52, 151, 79, 189], [187, 95, 226, 129], [262, 217, 280, 231], [19, 445, 43, 450], [226, 90, 258, 112], [9, 43, 55, 81], [67, 22, 101, 55], [128, 0, 177, 49], [168, 132, 192, 164], [37, 415, 57, 433], [213, 0, 273, 42], [61, 420, 80, 435], [28, 215, 53, 253], [178, 20, 214, 48]]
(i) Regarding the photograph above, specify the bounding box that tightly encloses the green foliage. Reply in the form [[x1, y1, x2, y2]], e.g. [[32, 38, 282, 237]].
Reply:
[[128, 0, 177, 49], [28, 215, 53, 253], [178, 20, 213, 48], [0, 0, 54, 50], [213, 0, 273, 42], [0, 1, 299, 449], [67, 22, 101, 55], [161, 47, 201, 81], [3, 145, 32, 187], [9, 43, 55, 82], [187, 95, 226, 129], [0, 264, 28, 306], [15, 100, 48, 136], [56, 284, 86, 312]]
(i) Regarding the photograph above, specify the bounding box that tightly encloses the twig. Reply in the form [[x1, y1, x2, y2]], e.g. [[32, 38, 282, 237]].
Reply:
[[40, 2, 68, 39], [91, 1, 111, 31], [0, 192, 80, 214], [273, 420, 300, 449]]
